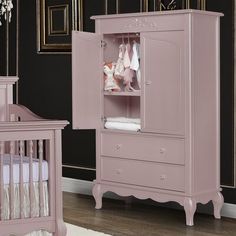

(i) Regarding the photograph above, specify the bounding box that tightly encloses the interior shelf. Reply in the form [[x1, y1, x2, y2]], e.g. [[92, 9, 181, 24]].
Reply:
[[104, 91, 141, 97]]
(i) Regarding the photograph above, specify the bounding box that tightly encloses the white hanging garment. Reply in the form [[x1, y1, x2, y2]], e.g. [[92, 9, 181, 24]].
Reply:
[[123, 43, 131, 68], [114, 43, 126, 78], [130, 42, 141, 89], [130, 42, 140, 71]]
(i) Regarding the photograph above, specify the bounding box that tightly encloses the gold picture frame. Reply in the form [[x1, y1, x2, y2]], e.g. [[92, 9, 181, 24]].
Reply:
[[103, 0, 206, 16], [154, 0, 206, 11], [37, 0, 83, 54], [104, 0, 149, 14]]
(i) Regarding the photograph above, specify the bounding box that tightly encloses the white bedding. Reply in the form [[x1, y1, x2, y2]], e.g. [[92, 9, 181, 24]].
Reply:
[[105, 117, 141, 131], [3, 182, 51, 236], [2, 154, 48, 185], [0, 154, 51, 235]]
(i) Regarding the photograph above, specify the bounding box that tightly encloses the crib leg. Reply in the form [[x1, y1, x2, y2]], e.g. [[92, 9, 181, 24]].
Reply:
[[54, 219, 67, 236], [92, 184, 103, 209]]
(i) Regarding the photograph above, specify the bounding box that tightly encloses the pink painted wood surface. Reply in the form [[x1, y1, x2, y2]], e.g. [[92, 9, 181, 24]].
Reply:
[[104, 96, 140, 119], [29, 139, 34, 218], [0, 129, 68, 235], [0, 142, 4, 220], [191, 14, 220, 194], [94, 12, 185, 34], [101, 156, 185, 191], [9, 141, 14, 219], [0, 79, 68, 235], [141, 31, 185, 135], [0, 77, 18, 122], [72, 31, 102, 130], [19, 140, 24, 219], [101, 132, 185, 165], [72, 10, 224, 226]]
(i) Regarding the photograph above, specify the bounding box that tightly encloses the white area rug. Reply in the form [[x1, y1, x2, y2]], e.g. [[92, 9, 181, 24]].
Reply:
[[66, 223, 112, 236]]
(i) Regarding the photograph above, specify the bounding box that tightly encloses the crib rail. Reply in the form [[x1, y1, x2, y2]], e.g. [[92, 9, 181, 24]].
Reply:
[[0, 111, 68, 235], [9, 104, 44, 121]]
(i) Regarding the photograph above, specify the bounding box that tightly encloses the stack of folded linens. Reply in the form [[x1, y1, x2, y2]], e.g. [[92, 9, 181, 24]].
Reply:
[[104, 117, 140, 131]]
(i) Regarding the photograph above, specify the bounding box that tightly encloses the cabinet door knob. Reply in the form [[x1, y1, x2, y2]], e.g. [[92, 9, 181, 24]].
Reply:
[[160, 148, 166, 154], [145, 80, 152, 85], [116, 144, 122, 150]]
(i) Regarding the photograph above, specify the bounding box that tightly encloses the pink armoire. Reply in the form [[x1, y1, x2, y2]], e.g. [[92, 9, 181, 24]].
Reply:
[[72, 10, 224, 226]]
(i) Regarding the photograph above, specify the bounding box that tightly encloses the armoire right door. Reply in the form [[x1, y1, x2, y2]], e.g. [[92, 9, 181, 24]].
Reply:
[[141, 30, 186, 135]]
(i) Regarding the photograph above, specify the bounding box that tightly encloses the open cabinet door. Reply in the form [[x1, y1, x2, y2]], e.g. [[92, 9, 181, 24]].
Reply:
[[72, 31, 102, 130]]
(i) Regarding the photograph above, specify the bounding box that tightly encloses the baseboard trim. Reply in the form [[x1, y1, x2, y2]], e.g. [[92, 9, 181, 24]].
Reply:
[[62, 177, 236, 219]]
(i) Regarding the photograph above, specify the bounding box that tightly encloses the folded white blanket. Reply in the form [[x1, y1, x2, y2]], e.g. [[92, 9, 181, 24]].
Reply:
[[105, 117, 140, 124], [105, 121, 140, 131]]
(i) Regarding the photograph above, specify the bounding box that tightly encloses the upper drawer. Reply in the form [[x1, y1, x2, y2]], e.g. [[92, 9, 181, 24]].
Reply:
[[95, 14, 186, 34], [101, 132, 185, 165]]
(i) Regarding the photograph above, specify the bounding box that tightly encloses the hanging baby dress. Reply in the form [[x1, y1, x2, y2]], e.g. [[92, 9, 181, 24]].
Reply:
[[130, 41, 141, 89], [104, 62, 121, 91], [114, 43, 126, 79], [123, 42, 135, 91]]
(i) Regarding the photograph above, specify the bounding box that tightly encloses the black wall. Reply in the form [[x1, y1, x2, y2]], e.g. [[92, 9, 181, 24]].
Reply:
[[8, 0, 236, 203]]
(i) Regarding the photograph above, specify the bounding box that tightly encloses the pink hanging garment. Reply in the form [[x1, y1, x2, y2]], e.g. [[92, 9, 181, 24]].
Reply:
[[104, 62, 121, 91]]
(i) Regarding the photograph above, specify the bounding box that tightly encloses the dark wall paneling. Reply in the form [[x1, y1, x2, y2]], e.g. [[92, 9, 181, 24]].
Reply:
[[119, 0, 141, 13], [17, 0, 96, 181], [83, 0, 104, 32], [0, 2, 17, 76], [63, 167, 95, 180], [0, 22, 6, 75], [10, 0, 236, 202], [207, 0, 235, 187]]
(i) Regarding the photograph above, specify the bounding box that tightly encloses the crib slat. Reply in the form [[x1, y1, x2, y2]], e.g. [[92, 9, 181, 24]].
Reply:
[[10, 141, 14, 220], [19, 140, 24, 219], [0, 141, 4, 220], [29, 140, 34, 218], [38, 140, 43, 217]]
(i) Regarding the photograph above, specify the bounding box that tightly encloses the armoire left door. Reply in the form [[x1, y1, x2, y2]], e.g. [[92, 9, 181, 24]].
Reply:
[[72, 31, 102, 130]]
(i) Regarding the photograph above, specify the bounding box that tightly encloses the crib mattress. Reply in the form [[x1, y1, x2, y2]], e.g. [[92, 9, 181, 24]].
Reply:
[[2, 154, 48, 185]]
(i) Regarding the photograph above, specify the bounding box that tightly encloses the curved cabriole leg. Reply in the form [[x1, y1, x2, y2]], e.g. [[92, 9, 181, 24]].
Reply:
[[54, 219, 67, 236], [184, 197, 197, 226], [212, 192, 224, 219], [92, 184, 103, 209]]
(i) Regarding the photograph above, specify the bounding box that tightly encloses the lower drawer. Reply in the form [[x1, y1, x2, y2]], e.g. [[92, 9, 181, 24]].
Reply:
[[101, 157, 185, 192]]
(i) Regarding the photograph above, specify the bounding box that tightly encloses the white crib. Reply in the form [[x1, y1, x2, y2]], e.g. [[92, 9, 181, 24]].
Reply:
[[0, 77, 68, 236]]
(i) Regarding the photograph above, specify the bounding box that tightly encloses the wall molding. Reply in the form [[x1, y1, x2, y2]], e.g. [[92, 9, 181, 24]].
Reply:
[[62, 177, 236, 219]]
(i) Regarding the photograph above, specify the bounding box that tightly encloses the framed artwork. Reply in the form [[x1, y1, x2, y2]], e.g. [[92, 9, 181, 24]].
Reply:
[[36, 0, 83, 54], [104, 0, 149, 14], [151, 0, 206, 11], [103, 1, 206, 16]]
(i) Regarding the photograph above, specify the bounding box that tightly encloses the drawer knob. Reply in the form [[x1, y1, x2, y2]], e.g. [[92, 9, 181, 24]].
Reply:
[[160, 174, 166, 180], [116, 169, 122, 175], [116, 144, 122, 150], [160, 148, 166, 154]]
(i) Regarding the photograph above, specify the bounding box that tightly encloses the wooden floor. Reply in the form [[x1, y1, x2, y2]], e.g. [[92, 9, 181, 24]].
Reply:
[[63, 192, 236, 236]]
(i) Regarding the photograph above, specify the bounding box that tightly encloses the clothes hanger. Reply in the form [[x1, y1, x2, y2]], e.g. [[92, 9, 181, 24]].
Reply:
[[122, 34, 125, 45]]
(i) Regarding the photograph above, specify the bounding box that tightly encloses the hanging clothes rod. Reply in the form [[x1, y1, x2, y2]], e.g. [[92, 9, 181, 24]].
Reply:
[[113, 33, 140, 39]]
